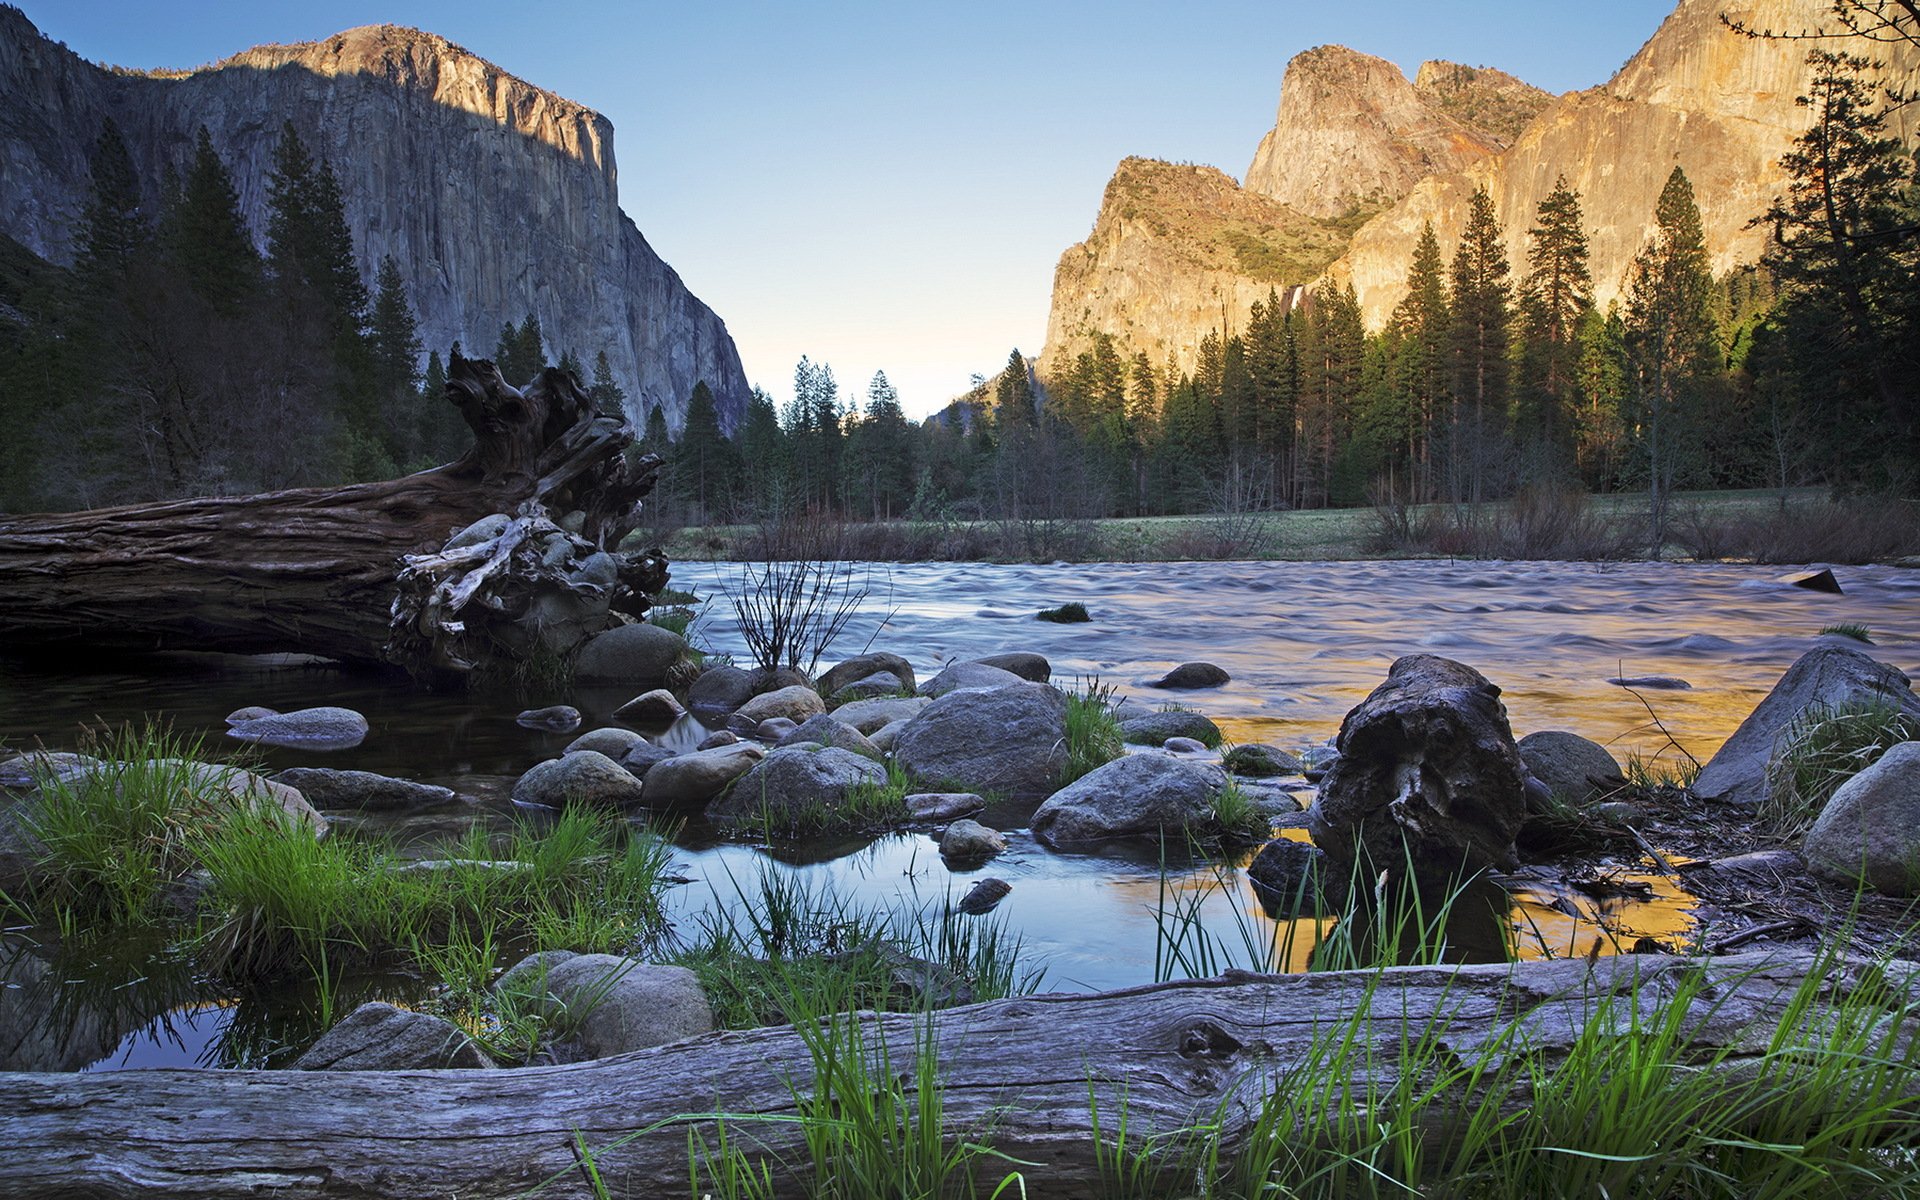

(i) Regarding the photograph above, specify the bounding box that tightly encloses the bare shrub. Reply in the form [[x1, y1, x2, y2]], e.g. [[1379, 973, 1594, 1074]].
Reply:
[[1669, 498, 1920, 564], [722, 509, 890, 674]]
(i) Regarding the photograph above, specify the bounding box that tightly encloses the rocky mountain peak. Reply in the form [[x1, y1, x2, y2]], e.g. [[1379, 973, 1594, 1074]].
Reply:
[[1413, 60, 1556, 147]]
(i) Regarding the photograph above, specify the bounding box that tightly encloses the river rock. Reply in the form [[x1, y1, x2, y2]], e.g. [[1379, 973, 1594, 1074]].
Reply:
[[958, 877, 1012, 915], [271, 768, 455, 811], [868, 722, 905, 753], [1032, 754, 1227, 847], [919, 661, 1025, 698], [639, 743, 763, 807], [736, 685, 825, 725], [516, 705, 582, 732], [688, 664, 755, 718], [973, 652, 1051, 683], [1517, 731, 1627, 806], [294, 1002, 493, 1071], [492, 950, 580, 1000], [619, 740, 677, 779], [755, 717, 800, 742], [1308, 655, 1526, 876], [906, 792, 984, 822], [1163, 736, 1207, 754], [780, 713, 882, 760], [1783, 568, 1842, 594], [1246, 839, 1328, 916], [225, 706, 369, 750], [707, 746, 887, 827], [535, 956, 713, 1059], [1119, 709, 1222, 748], [1694, 646, 1920, 808], [696, 731, 739, 750], [1607, 675, 1692, 691], [1224, 744, 1306, 777], [819, 653, 918, 700], [830, 696, 930, 734], [1804, 742, 1920, 896], [895, 682, 1068, 799], [566, 727, 646, 758], [223, 706, 279, 725], [614, 689, 685, 726], [940, 819, 1007, 860], [1149, 662, 1231, 689], [828, 672, 907, 703], [574, 623, 687, 687], [0, 751, 102, 790], [510, 751, 645, 809]]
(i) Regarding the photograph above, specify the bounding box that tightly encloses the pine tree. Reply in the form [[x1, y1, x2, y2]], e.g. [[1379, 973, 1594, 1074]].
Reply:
[[1447, 188, 1513, 503], [367, 256, 424, 466], [736, 386, 788, 517], [494, 314, 547, 387], [1517, 176, 1592, 470], [162, 128, 259, 315], [994, 349, 1034, 429], [75, 117, 146, 287], [676, 380, 736, 520], [587, 350, 627, 415], [1391, 223, 1451, 499]]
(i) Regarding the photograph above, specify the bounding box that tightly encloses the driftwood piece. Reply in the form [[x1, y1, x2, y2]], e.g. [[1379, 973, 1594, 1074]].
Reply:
[[0, 355, 664, 673], [0, 951, 1908, 1199]]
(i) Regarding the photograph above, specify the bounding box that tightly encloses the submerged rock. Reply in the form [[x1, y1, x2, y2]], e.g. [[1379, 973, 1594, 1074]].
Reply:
[[1783, 568, 1842, 594], [516, 705, 582, 732], [226, 706, 369, 750], [1223, 744, 1306, 777], [940, 819, 1007, 860], [958, 877, 1013, 915], [1148, 662, 1231, 689], [295, 1002, 492, 1071], [1246, 839, 1327, 916], [271, 768, 455, 811]]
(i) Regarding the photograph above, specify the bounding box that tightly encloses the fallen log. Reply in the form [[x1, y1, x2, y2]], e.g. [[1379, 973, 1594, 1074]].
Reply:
[[0, 354, 665, 674], [0, 951, 1910, 1199]]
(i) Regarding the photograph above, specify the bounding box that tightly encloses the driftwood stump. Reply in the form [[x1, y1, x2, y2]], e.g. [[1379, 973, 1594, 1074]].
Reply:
[[0, 354, 666, 674], [0, 952, 1912, 1199]]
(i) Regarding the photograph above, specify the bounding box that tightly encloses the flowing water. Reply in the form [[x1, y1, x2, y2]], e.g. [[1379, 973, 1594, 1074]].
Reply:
[[3, 558, 1917, 1072]]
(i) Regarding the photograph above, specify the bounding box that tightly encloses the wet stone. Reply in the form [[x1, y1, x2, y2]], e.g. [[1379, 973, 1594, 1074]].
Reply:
[[516, 705, 582, 732]]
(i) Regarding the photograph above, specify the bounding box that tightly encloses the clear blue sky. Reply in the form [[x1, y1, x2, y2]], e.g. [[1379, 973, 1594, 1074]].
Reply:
[[30, 1, 1678, 417]]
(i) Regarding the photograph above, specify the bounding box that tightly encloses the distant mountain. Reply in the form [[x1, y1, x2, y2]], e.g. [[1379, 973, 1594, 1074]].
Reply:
[[0, 7, 749, 432]]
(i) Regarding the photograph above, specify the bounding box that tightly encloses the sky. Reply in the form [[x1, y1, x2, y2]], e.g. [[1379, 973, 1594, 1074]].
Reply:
[[29, 1, 1680, 418]]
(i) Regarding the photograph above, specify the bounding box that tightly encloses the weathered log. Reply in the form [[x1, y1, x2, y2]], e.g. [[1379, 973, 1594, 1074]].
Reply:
[[0, 951, 1909, 1199], [0, 355, 665, 673]]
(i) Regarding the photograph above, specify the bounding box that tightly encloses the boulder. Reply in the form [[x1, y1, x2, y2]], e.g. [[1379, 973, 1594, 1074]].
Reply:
[[1032, 755, 1227, 848], [1223, 744, 1306, 777], [516, 705, 582, 732], [940, 819, 1007, 860], [0, 751, 102, 790], [1694, 646, 1920, 808], [906, 792, 986, 822], [510, 751, 645, 809], [1783, 568, 1842, 594], [696, 731, 739, 750], [958, 877, 1012, 915], [1307, 655, 1526, 876], [688, 664, 755, 718], [1164, 737, 1207, 754], [1803, 742, 1920, 896], [271, 768, 455, 811], [1517, 731, 1627, 806], [747, 667, 815, 695], [754, 717, 800, 742], [614, 689, 685, 726], [574, 623, 687, 687], [223, 706, 279, 725], [819, 653, 918, 700], [535, 956, 713, 1059], [294, 1002, 492, 1071], [919, 661, 1025, 698], [225, 706, 368, 751], [868, 722, 905, 753], [894, 682, 1068, 799], [707, 746, 887, 827], [1148, 662, 1231, 690], [492, 950, 580, 1000], [1246, 839, 1328, 916], [827, 672, 908, 703], [639, 743, 764, 807], [973, 652, 1051, 683], [830, 696, 930, 734], [566, 727, 646, 758], [619, 740, 677, 780], [736, 685, 826, 725], [1119, 709, 1222, 748], [780, 713, 883, 760]]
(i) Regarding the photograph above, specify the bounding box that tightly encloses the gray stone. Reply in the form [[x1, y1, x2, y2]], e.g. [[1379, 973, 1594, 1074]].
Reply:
[[1308, 655, 1526, 876], [1246, 839, 1328, 915], [393, 858, 530, 876], [619, 740, 677, 779], [1518, 731, 1627, 806], [747, 667, 816, 695], [707, 746, 887, 826], [571, 551, 620, 589], [0, 751, 101, 790], [1148, 662, 1231, 689], [222, 706, 279, 725], [695, 731, 740, 751], [895, 682, 1069, 799], [566, 727, 646, 758], [781, 713, 883, 760], [536, 956, 713, 1059], [574, 623, 687, 687], [639, 743, 763, 806], [1607, 675, 1693, 691], [940, 819, 1006, 860], [1591, 801, 1644, 825], [493, 950, 580, 1001], [1163, 736, 1207, 754], [226, 706, 369, 750], [820, 652, 918, 700], [830, 696, 930, 734], [1119, 709, 1222, 748], [736, 685, 826, 725], [271, 768, 455, 811], [958, 878, 1012, 915], [906, 792, 986, 822], [973, 652, 1051, 683], [1694, 646, 1920, 808], [1032, 754, 1227, 847], [828, 672, 908, 703], [688, 664, 755, 718], [614, 689, 685, 726], [1804, 742, 1920, 896], [1223, 744, 1306, 777], [516, 705, 582, 732], [919, 661, 1025, 698], [868, 722, 905, 753], [755, 717, 800, 741], [294, 1002, 492, 1070], [511, 751, 645, 809]]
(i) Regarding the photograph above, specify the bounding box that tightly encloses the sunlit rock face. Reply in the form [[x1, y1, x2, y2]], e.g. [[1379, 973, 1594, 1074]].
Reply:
[[0, 11, 747, 432], [1327, 0, 1920, 326]]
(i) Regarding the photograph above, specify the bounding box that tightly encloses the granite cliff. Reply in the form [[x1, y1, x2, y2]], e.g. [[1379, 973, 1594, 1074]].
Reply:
[[0, 7, 748, 432]]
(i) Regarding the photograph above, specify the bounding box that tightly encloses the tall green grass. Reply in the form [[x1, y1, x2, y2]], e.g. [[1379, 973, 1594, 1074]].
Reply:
[[1061, 679, 1124, 787], [1763, 699, 1920, 839]]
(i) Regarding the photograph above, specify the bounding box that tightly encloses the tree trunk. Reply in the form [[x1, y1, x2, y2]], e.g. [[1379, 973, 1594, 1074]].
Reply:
[[0, 355, 666, 674], [0, 951, 1907, 1200]]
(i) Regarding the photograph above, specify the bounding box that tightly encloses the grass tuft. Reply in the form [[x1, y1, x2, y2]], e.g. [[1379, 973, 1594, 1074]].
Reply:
[[1821, 622, 1874, 643], [1763, 700, 1920, 839], [1060, 679, 1125, 787]]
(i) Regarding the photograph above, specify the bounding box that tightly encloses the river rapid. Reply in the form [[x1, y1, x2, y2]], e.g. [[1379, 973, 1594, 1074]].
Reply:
[[3, 558, 1916, 1071]]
